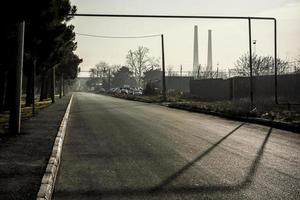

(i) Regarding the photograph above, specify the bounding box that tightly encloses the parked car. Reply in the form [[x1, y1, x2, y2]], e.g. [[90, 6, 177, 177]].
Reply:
[[128, 89, 135, 95], [113, 88, 121, 94], [98, 88, 106, 93], [133, 89, 143, 95], [120, 88, 129, 94]]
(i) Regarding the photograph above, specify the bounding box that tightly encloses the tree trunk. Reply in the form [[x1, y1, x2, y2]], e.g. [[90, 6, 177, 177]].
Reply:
[[4, 67, 15, 111], [59, 73, 63, 98], [40, 70, 45, 101], [62, 77, 65, 96], [51, 66, 55, 103], [40, 69, 48, 101], [44, 73, 51, 100], [0, 70, 8, 112], [32, 59, 36, 114], [25, 62, 33, 106]]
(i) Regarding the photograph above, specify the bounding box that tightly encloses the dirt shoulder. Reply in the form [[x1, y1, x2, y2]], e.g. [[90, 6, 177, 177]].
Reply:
[[107, 93, 300, 133]]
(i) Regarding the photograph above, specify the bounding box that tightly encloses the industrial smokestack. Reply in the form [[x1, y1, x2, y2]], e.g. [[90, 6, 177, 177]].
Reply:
[[206, 29, 213, 75], [193, 25, 199, 78]]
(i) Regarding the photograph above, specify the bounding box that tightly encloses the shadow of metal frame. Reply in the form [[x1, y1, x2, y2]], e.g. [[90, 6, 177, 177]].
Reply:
[[54, 123, 273, 197]]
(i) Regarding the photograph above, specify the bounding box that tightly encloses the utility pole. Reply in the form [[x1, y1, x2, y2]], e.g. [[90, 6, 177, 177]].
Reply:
[[217, 62, 219, 78], [161, 34, 166, 101], [180, 65, 182, 77], [97, 70, 100, 90], [108, 68, 111, 90], [9, 21, 25, 134], [274, 19, 278, 104], [248, 18, 254, 109], [197, 64, 201, 78], [103, 67, 106, 89]]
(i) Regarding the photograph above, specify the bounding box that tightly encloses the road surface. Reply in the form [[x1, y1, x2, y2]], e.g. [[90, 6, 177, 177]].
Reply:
[[53, 92, 300, 200]]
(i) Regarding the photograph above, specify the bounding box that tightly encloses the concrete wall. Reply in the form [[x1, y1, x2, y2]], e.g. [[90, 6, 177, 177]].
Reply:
[[190, 74, 300, 103]]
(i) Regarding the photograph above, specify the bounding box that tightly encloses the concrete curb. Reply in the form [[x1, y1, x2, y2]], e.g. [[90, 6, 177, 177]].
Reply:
[[36, 94, 74, 200]]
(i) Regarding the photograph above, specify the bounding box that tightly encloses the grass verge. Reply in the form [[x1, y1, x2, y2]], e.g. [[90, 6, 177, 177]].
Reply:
[[108, 93, 300, 132], [0, 99, 52, 134]]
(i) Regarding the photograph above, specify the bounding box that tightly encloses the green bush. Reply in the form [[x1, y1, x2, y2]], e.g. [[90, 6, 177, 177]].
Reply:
[[143, 82, 160, 95]]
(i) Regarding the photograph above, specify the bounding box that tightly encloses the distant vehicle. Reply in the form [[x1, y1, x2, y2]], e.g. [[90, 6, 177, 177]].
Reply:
[[120, 88, 129, 94], [133, 89, 142, 95], [98, 88, 106, 93], [108, 88, 113, 92], [128, 89, 134, 95], [113, 88, 121, 94], [109, 87, 142, 95], [123, 85, 130, 89]]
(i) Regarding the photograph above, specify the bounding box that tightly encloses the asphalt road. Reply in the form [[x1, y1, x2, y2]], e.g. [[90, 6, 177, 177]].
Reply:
[[53, 92, 300, 200]]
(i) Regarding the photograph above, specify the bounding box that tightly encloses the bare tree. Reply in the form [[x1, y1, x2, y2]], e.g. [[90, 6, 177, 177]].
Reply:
[[167, 65, 177, 76], [95, 61, 109, 78], [148, 56, 161, 69], [126, 50, 138, 78], [234, 53, 289, 76], [110, 64, 121, 74], [126, 46, 159, 87], [89, 68, 97, 78], [295, 55, 300, 73]]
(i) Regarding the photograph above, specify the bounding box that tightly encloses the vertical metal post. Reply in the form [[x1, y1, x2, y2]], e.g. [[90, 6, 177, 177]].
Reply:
[[248, 18, 254, 108], [274, 19, 278, 104], [161, 34, 166, 101], [9, 21, 25, 134], [180, 65, 182, 77], [108, 68, 111, 90]]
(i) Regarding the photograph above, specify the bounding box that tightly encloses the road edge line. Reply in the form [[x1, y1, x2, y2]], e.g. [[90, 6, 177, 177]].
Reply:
[[36, 94, 74, 200]]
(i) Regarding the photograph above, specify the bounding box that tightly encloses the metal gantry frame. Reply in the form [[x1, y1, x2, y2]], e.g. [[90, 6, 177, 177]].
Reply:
[[74, 32, 166, 99], [69, 13, 285, 106]]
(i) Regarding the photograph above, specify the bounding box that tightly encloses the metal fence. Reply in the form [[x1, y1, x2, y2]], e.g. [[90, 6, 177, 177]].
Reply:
[[167, 63, 300, 80]]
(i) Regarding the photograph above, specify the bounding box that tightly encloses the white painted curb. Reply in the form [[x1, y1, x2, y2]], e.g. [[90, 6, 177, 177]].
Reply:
[[36, 94, 74, 200]]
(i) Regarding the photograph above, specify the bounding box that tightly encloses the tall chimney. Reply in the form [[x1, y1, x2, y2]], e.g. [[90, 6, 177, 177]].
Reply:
[[193, 25, 199, 78], [206, 29, 213, 74]]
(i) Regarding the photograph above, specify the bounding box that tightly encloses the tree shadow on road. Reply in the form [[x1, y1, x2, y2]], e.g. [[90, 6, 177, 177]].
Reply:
[[54, 123, 273, 198]]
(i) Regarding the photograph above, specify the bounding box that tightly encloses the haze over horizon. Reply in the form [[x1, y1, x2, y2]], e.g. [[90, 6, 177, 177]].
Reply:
[[70, 0, 300, 75]]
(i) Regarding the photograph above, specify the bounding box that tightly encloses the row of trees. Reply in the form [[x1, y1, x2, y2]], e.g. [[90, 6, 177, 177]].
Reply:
[[163, 53, 297, 78], [0, 0, 82, 112], [86, 46, 298, 92], [87, 46, 160, 89], [233, 54, 290, 76]]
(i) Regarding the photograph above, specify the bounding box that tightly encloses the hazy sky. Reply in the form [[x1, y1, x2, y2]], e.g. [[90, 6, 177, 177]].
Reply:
[[70, 0, 300, 75]]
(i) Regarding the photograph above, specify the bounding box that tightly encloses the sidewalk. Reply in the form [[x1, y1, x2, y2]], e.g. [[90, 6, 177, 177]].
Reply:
[[0, 95, 72, 200]]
